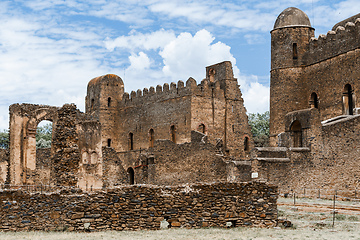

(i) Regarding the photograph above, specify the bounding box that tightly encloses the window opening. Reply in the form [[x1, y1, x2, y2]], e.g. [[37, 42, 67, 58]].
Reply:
[[293, 43, 298, 60], [244, 137, 249, 151], [36, 120, 53, 149], [129, 132, 134, 150], [198, 124, 206, 134], [107, 139, 111, 147], [343, 84, 354, 115], [127, 167, 134, 185], [170, 125, 176, 143], [290, 120, 302, 147], [310, 92, 319, 109], [107, 97, 111, 107], [149, 129, 155, 148], [91, 99, 94, 111]]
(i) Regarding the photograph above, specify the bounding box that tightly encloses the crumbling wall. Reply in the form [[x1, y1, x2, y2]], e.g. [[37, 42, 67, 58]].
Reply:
[[0, 149, 9, 184], [102, 147, 127, 188], [0, 182, 278, 231]]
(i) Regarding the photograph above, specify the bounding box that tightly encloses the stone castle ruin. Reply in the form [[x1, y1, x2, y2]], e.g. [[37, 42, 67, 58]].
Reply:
[[1, 6, 360, 231], [254, 7, 360, 195], [1, 61, 253, 190]]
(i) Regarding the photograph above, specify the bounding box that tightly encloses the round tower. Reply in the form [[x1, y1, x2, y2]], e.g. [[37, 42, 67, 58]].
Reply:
[[86, 74, 124, 149], [269, 8, 314, 146]]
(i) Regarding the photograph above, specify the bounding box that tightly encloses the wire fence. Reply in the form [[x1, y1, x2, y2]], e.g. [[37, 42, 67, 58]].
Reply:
[[279, 188, 360, 202]]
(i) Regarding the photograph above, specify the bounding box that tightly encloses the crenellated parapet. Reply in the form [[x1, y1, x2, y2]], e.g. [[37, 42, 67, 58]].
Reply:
[[120, 77, 225, 107], [306, 18, 360, 64]]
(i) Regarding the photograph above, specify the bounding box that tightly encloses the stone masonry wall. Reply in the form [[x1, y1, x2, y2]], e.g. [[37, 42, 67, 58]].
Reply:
[[0, 182, 277, 231]]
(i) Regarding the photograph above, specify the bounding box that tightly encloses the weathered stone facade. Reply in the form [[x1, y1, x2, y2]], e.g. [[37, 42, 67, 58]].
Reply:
[[0, 182, 278, 231], [255, 7, 360, 195], [3, 61, 253, 190]]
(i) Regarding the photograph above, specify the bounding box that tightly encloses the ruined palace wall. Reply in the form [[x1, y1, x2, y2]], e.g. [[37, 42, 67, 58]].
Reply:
[[269, 68, 306, 145], [148, 140, 227, 185], [117, 139, 228, 186], [302, 48, 360, 121], [190, 80, 226, 146], [0, 182, 278, 231], [0, 149, 9, 184], [305, 18, 360, 65], [264, 115, 360, 195], [116, 80, 195, 152]]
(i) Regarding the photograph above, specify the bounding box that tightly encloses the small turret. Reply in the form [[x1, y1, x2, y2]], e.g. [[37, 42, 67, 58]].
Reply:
[[271, 7, 314, 69], [85, 74, 124, 148]]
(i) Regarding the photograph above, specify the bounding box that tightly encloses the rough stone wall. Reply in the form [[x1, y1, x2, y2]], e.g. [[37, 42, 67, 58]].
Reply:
[[9, 103, 59, 185], [0, 149, 9, 184], [149, 140, 227, 185], [51, 104, 82, 186], [0, 182, 278, 231], [117, 137, 230, 186], [269, 12, 360, 145], [102, 147, 128, 188], [86, 62, 253, 160]]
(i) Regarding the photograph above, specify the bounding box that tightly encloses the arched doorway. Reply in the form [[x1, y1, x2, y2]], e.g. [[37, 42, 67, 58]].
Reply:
[[127, 167, 134, 185], [290, 120, 302, 147], [343, 84, 354, 115]]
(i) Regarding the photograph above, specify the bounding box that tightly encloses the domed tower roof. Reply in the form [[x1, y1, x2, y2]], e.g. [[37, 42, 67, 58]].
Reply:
[[273, 7, 312, 30], [87, 74, 124, 88]]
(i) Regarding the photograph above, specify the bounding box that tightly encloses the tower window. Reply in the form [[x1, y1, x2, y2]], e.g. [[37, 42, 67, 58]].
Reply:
[[107, 97, 111, 107], [149, 129, 155, 148], [244, 137, 249, 151], [170, 125, 176, 143], [91, 99, 94, 110], [107, 139, 111, 147], [129, 132, 134, 150], [293, 43, 298, 60]]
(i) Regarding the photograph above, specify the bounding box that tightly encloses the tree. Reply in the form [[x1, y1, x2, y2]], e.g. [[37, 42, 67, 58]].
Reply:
[[0, 130, 9, 149], [36, 123, 52, 149], [248, 111, 270, 147]]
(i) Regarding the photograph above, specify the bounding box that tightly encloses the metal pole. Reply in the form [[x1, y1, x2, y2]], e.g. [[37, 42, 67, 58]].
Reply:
[[332, 194, 336, 228], [294, 192, 296, 206], [355, 189, 357, 200]]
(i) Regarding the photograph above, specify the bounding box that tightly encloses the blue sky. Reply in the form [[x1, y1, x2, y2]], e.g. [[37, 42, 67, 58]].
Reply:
[[1, 0, 360, 130]]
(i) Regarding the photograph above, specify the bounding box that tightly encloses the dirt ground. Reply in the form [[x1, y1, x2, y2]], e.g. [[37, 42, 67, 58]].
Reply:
[[1, 197, 360, 240]]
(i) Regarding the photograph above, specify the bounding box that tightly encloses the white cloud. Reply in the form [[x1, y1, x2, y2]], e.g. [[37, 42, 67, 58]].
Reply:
[[128, 52, 151, 70], [240, 78, 270, 114], [104, 29, 176, 51], [160, 29, 239, 81]]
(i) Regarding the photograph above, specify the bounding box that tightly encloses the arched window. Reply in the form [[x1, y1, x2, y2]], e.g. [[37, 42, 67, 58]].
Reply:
[[310, 92, 319, 109], [36, 120, 53, 149], [107, 138, 111, 147], [91, 99, 94, 110], [244, 136, 249, 151], [290, 120, 302, 147], [129, 132, 134, 150], [343, 84, 354, 115], [107, 97, 111, 107], [127, 167, 134, 185], [198, 124, 206, 134], [170, 125, 176, 143], [149, 129, 155, 148]]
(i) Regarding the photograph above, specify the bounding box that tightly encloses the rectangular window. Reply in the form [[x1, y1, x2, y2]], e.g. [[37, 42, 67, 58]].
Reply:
[[293, 43, 298, 60]]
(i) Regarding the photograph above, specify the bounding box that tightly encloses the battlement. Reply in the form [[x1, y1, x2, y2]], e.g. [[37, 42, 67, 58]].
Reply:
[[306, 18, 360, 64], [120, 77, 225, 107]]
